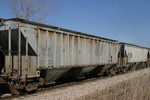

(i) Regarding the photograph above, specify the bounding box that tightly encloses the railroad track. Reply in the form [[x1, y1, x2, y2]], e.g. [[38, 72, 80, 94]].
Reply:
[[1, 77, 102, 100], [1, 67, 145, 100]]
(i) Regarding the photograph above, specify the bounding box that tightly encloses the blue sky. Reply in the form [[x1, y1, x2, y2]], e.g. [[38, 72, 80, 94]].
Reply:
[[0, 0, 150, 47]]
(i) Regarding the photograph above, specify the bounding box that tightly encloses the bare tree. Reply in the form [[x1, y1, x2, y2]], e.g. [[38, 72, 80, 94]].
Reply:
[[6, 0, 58, 22]]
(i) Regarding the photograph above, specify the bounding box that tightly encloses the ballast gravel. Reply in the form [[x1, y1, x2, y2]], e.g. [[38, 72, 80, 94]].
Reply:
[[12, 68, 150, 100]]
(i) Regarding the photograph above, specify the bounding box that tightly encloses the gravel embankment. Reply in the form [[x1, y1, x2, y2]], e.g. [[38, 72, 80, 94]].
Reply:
[[12, 68, 150, 100]]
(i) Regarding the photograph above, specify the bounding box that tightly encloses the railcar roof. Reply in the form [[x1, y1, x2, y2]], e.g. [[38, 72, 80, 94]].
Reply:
[[0, 18, 117, 42], [120, 42, 150, 50]]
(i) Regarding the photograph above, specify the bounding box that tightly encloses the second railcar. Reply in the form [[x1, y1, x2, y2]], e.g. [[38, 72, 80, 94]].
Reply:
[[119, 43, 150, 69]]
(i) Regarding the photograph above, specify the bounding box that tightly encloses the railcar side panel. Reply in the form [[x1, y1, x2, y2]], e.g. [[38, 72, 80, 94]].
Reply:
[[125, 45, 148, 63], [86, 38, 90, 65], [48, 31, 54, 67]]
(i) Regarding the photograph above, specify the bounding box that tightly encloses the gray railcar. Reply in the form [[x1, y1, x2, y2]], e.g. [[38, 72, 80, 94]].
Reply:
[[118, 43, 150, 69], [0, 18, 119, 94], [125, 44, 149, 63]]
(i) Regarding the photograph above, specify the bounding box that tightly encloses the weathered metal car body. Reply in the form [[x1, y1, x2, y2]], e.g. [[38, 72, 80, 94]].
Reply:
[[0, 18, 149, 95], [118, 43, 150, 69], [124, 43, 149, 63], [0, 18, 120, 94]]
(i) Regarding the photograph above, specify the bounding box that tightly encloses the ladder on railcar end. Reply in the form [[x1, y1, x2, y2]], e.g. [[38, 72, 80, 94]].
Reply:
[[118, 44, 128, 67]]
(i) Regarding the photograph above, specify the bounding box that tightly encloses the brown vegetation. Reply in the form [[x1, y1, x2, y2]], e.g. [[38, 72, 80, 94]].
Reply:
[[6, 0, 58, 21], [77, 71, 150, 100]]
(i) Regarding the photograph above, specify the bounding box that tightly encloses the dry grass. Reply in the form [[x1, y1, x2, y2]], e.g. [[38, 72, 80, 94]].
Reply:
[[77, 71, 150, 100]]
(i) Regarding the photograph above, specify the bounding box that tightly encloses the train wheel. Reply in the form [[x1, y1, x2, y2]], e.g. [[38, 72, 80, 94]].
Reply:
[[104, 69, 115, 76], [104, 70, 110, 76], [9, 82, 20, 95], [121, 67, 126, 73], [144, 62, 148, 68], [25, 83, 38, 92]]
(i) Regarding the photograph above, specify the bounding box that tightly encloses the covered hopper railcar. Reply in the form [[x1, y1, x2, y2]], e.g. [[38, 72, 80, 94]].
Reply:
[[0, 18, 120, 94], [105, 43, 150, 76], [118, 43, 150, 70]]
